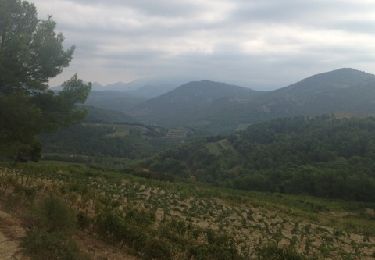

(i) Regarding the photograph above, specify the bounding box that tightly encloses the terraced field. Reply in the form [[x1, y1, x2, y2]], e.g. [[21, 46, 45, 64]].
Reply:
[[0, 163, 374, 259]]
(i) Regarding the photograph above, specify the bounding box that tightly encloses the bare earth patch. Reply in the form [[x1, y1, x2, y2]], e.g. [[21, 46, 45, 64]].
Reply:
[[0, 207, 27, 260]]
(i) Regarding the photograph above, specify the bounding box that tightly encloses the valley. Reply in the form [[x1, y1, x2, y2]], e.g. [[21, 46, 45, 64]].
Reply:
[[2, 1, 375, 258], [28, 68, 375, 259]]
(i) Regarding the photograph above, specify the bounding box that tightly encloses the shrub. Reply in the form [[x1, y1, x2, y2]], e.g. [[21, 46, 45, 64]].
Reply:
[[143, 238, 172, 260], [95, 212, 148, 251], [22, 230, 86, 260], [34, 195, 76, 234], [258, 244, 305, 260], [22, 195, 85, 259]]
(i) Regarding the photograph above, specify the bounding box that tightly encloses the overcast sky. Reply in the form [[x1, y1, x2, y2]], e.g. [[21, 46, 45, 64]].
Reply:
[[32, 0, 375, 90]]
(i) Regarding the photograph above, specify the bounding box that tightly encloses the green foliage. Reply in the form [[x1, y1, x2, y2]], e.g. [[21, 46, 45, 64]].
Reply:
[[33, 196, 76, 234], [188, 231, 240, 260], [41, 122, 189, 159], [84, 105, 137, 124], [0, 0, 73, 93], [22, 195, 85, 260], [0, 0, 91, 161], [22, 230, 85, 260], [143, 239, 172, 260], [258, 244, 305, 260], [147, 116, 375, 202], [96, 211, 149, 251]]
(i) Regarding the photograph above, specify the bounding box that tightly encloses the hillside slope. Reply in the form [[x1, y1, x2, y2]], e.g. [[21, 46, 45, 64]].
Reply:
[[1, 164, 374, 259], [84, 106, 137, 124], [85, 91, 146, 113], [41, 122, 195, 160], [131, 69, 375, 134], [145, 115, 375, 202], [131, 80, 258, 129]]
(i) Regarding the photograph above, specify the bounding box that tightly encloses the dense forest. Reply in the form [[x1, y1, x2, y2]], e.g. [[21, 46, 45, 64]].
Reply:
[[41, 122, 196, 159], [145, 115, 375, 201]]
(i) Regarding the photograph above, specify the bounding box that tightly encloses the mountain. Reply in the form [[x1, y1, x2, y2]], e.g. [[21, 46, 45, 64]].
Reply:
[[85, 91, 146, 113], [261, 68, 375, 115], [131, 80, 258, 130], [131, 68, 375, 134], [91, 79, 185, 98], [127, 83, 179, 99]]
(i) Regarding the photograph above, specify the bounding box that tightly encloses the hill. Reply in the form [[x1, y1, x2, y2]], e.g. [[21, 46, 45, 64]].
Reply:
[[131, 80, 258, 130], [91, 79, 183, 99], [144, 115, 375, 202], [254, 68, 375, 116], [84, 105, 137, 124], [41, 122, 196, 162], [85, 91, 147, 113], [130, 68, 375, 134]]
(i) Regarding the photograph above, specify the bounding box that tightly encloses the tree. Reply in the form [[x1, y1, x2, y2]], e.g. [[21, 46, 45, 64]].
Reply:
[[0, 0, 91, 161]]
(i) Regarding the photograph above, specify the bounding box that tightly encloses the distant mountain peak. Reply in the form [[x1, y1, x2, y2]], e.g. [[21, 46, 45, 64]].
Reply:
[[179, 80, 252, 91], [288, 68, 375, 91]]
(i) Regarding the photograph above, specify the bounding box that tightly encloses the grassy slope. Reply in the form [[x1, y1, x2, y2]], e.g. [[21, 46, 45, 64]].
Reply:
[[0, 162, 374, 259]]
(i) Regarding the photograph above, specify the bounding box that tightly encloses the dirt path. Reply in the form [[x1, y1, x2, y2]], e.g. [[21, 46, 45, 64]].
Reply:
[[0, 209, 27, 260]]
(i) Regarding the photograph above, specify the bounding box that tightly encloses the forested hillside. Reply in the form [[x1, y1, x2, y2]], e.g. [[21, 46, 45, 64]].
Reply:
[[84, 106, 137, 124], [130, 80, 259, 129], [145, 116, 375, 201], [129, 68, 375, 134], [41, 123, 195, 160]]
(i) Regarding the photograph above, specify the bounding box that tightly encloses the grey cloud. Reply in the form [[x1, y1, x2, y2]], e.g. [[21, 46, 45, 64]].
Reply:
[[33, 0, 375, 88], [64, 0, 201, 17]]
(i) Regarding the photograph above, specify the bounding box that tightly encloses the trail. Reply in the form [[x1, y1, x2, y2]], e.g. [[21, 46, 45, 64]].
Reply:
[[0, 209, 26, 260]]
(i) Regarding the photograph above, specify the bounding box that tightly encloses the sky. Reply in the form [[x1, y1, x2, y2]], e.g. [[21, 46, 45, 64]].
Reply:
[[32, 0, 375, 90]]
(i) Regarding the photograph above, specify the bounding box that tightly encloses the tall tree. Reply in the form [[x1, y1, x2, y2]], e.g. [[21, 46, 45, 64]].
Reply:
[[0, 0, 91, 161]]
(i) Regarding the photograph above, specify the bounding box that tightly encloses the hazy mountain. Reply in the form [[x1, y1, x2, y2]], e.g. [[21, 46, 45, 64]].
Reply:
[[85, 91, 147, 113], [129, 68, 375, 134], [130, 80, 258, 129], [90, 79, 185, 98], [249, 68, 375, 116], [127, 83, 179, 99]]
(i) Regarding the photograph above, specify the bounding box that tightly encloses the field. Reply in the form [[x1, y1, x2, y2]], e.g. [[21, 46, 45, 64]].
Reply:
[[0, 162, 374, 259]]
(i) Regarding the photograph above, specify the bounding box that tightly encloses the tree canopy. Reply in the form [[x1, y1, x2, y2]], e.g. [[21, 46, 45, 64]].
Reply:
[[145, 115, 375, 202], [0, 0, 91, 161]]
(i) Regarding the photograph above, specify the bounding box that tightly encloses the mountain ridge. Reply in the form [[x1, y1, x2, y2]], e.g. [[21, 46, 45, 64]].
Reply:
[[128, 68, 375, 133]]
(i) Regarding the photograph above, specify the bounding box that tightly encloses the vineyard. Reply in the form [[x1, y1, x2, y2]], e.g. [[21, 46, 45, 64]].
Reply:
[[0, 163, 374, 259]]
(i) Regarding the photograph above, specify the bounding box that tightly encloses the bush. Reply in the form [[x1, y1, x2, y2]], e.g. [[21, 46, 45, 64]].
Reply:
[[34, 195, 76, 234], [95, 212, 148, 250], [258, 244, 305, 260], [188, 231, 240, 260], [22, 195, 85, 259], [22, 230, 86, 260], [143, 239, 172, 260]]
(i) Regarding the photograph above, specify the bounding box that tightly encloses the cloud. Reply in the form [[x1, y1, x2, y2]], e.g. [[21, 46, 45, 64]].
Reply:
[[30, 0, 375, 89]]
